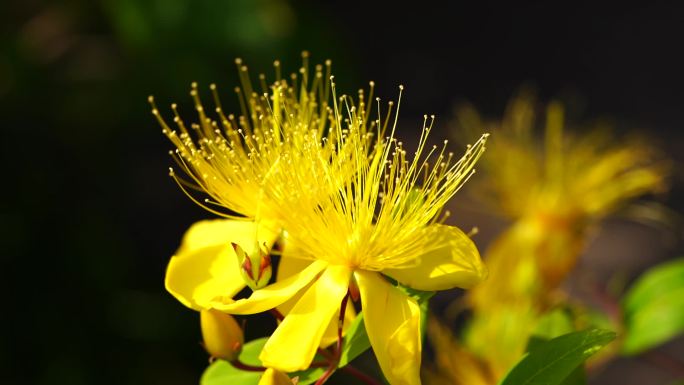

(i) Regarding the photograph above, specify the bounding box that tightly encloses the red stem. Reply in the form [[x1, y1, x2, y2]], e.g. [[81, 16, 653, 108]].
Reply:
[[336, 292, 350, 360], [342, 365, 383, 385], [270, 308, 285, 321], [314, 365, 336, 385], [317, 347, 335, 361], [230, 359, 266, 372]]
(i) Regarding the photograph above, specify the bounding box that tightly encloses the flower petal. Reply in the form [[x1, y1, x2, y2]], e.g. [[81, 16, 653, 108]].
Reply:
[[385, 224, 487, 291], [276, 255, 356, 347], [165, 245, 243, 311], [211, 260, 328, 314], [177, 219, 280, 256], [260, 265, 352, 372], [276, 255, 313, 282], [164, 219, 279, 310], [274, 255, 313, 316], [258, 368, 294, 385], [355, 270, 422, 385]]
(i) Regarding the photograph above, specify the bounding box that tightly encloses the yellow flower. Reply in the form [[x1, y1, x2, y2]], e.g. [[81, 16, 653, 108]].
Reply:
[[423, 318, 496, 385], [438, 92, 669, 385], [454, 92, 668, 295], [152, 54, 371, 310], [203, 84, 488, 384]]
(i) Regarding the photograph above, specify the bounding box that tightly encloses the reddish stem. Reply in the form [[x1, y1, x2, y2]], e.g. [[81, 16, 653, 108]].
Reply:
[[317, 347, 335, 361], [314, 365, 336, 385], [336, 292, 350, 360], [270, 308, 285, 321], [230, 359, 266, 372], [342, 365, 383, 385]]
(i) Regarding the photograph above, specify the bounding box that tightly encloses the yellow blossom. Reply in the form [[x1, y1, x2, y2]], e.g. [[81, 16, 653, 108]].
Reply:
[[154, 54, 364, 345], [423, 318, 496, 385], [435, 92, 669, 385], [454, 92, 668, 302], [207, 82, 488, 384]]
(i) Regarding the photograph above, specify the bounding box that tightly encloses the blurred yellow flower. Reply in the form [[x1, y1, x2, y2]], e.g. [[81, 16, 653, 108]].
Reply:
[[428, 92, 669, 385], [211, 83, 488, 384], [424, 318, 495, 385], [455, 92, 668, 302]]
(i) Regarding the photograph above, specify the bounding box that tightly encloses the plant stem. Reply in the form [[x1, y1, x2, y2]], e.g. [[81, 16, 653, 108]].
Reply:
[[230, 359, 267, 372], [336, 292, 350, 359], [270, 308, 285, 321], [317, 347, 335, 361], [314, 365, 336, 385], [342, 365, 383, 385]]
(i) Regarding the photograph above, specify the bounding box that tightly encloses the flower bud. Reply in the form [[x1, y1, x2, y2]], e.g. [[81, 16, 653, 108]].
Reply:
[[233, 242, 273, 290], [258, 368, 297, 385], [200, 309, 244, 361]]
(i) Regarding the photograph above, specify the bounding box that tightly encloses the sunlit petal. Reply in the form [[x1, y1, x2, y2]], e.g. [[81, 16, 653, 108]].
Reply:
[[211, 260, 328, 314], [385, 224, 486, 291], [276, 252, 355, 347], [356, 270, 421, 385], [260, 265, 352, 372], [165, 219, 280, 310]]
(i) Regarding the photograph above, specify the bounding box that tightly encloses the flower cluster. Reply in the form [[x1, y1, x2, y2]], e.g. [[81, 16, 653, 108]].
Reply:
[[152, 53, 488, 385]]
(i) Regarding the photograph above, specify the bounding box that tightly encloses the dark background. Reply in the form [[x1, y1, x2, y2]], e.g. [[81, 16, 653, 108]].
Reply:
[[3, 1, 683, 384]]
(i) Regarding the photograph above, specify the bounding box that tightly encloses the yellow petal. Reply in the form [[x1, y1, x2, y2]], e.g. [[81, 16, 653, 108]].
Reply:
[[165, 219, 279, 310], [177, 219, 279, 256], [356, 270, 422, 385], [320, 300, 356, 348], [274, 254, 313, 318], [258, 368, 294, 385], [384, 224, 487, 291], [260, 265, 352, 372], [212, 260, 328, 314], [166, 244, 243, 311], [277, 255, 313, 282], [275, 255, 356, 348]]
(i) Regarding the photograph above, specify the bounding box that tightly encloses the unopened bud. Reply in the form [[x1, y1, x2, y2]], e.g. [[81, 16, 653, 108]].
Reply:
[[258, 368, 298, 385], [233, 242, 273, 290], [200, 309, 244, 361]]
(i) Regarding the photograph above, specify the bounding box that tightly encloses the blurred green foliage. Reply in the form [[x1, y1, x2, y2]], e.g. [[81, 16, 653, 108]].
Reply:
[[622, 258, 684, 355]]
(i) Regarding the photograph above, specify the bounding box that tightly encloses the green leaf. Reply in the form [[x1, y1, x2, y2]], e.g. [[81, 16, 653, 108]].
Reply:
[[622, 258, 684, 355], [201, 338, 326, 385], [498, 329, 616, 385], [339, 313, 371, 367], [558, 365, 587, 385], [525, 337, 586, 385]]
